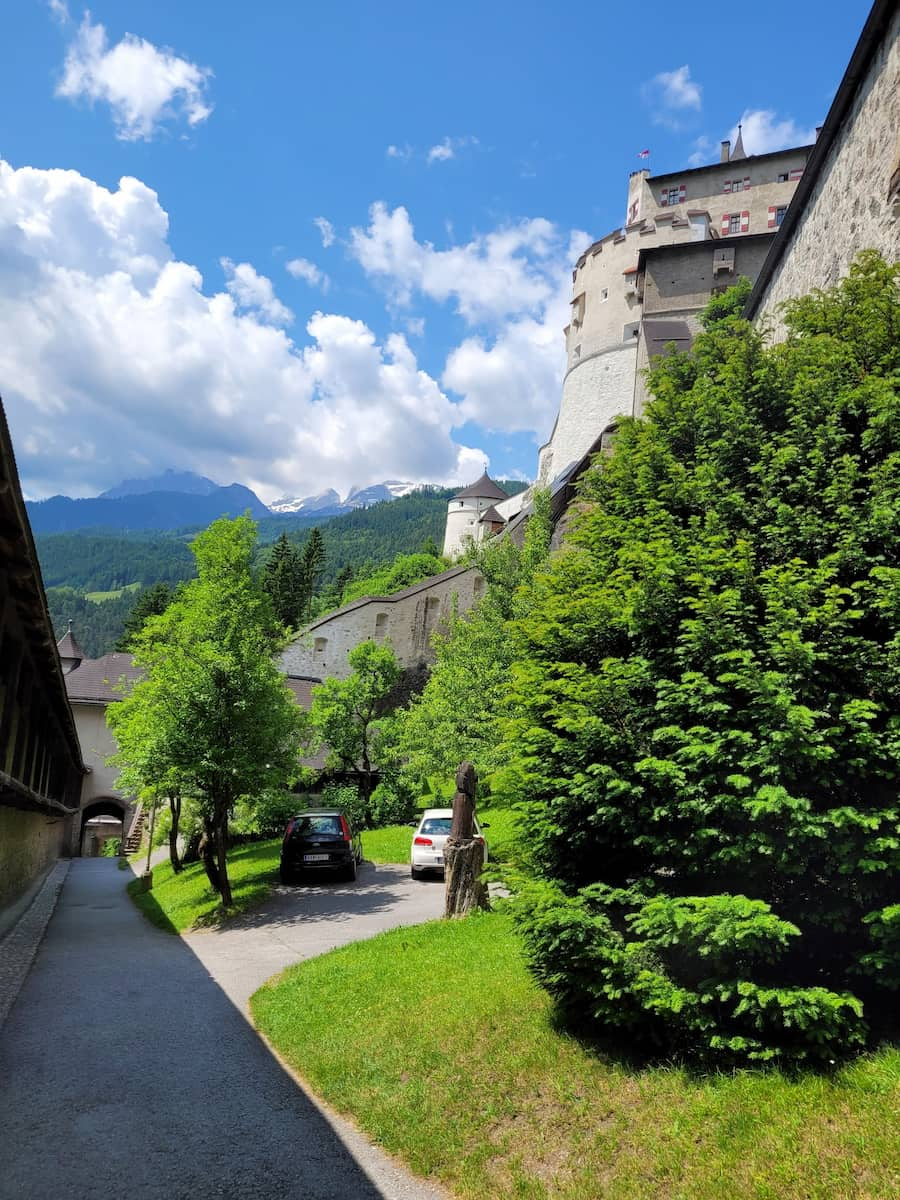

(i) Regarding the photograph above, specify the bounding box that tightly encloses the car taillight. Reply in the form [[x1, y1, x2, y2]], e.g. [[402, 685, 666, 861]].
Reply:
[[283, 819, 295, 844], [414, 836, 432, 846], [339, 814, 352, 843]]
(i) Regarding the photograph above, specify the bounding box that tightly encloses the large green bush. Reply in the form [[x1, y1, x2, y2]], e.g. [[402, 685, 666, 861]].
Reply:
[[505, 254, 900, 1066]]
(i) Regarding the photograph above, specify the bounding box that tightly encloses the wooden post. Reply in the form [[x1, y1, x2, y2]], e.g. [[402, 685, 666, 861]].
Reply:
[[444, 760, 489, 917]]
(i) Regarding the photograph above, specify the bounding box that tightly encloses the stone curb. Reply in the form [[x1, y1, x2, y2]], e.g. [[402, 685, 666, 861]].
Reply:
[[0, 860, 70, 1032]]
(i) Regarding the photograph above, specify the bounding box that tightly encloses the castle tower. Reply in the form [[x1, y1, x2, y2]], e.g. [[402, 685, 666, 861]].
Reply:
[[442, 472, 509, 559], [536, 137, 813, 488]]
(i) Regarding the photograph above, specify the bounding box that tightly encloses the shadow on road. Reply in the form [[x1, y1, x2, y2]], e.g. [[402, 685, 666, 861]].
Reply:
[[0, 859, 427, 1200], [226, 862, 437, 932]]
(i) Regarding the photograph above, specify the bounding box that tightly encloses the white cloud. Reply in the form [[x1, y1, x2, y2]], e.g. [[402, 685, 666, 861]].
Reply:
[[350, 202, 571, 325], [313, 216, 335, 248], [427, 139, 455, 163], [687, 135, 714, 168], [350, 204, 589, 439], [0, 160, 485, 501], [286, 257, 330, 292], [729, 110, 818, 155], [642, 65, 702, 129], [404, 317, 425, 337], [48, 0, 70, 25], [427, 136, 479, 164], [55, 13, 212, 140], [386, 143, 413, 161], [221, 258, 293, 325]]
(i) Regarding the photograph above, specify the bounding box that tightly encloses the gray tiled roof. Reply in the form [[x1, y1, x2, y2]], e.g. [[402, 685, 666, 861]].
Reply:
[[451, 472, 509, 502], [64, 653, 144, 702]]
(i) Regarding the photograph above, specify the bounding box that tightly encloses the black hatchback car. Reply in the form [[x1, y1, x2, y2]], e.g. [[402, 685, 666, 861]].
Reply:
[[279, 810, 363, 884]]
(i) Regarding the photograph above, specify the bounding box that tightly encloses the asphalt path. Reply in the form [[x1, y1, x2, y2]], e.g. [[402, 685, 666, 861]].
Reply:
[[0, 858, 448, 1200], [184, 859, 445, 1008]]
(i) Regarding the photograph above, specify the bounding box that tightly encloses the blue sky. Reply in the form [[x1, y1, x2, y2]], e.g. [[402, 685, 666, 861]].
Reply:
[[0, 0, 871, 501]]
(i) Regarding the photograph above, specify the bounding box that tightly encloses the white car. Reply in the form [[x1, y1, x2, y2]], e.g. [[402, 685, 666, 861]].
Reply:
[[410, 807, 489, 880]]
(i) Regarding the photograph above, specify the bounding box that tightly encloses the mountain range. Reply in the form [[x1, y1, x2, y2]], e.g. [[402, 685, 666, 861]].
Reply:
[[25, 471, 444, 534]]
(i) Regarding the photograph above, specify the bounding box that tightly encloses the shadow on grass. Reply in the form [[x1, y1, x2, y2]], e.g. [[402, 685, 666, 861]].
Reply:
[[544, 998, 900, 1082], [126, 877, 179, 935]]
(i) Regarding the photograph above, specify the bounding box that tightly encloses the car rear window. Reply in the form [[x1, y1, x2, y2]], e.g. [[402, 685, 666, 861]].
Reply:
[[420, 818, 452, 835], [291, 815, 342, 836]]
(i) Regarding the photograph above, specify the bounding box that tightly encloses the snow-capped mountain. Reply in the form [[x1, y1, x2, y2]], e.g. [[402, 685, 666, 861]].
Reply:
[[269, 488, 343, 515], [269, 480, 429, 515]]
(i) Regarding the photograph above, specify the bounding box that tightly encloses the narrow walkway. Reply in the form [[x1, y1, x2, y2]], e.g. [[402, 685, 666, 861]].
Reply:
[[0, 859, 444, 1200]]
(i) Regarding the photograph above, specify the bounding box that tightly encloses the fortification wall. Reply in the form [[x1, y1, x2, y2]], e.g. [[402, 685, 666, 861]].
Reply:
[[0, 807, 66, 917], [753, 6, 900, 335], [538, 343, 637, 485], [280, 568, 483, 681]]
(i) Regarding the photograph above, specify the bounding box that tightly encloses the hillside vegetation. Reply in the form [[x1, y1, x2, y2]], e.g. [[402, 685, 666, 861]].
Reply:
[[39, 483, 525, 654]]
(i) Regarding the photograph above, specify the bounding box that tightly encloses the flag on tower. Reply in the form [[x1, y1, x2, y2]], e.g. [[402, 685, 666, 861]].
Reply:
[[638, 149, 650, 159]]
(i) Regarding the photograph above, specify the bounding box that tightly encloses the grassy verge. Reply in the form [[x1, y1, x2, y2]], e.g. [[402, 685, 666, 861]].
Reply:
[[252, 911, 900, 1200], [127, 838, 280, 932]]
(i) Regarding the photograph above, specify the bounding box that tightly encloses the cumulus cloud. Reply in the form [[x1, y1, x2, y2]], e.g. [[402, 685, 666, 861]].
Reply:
[[55, 13, 212, 140], [313, 216, 335, 248], [350, 202, 573, 325], [350, 204, 589, 438], [642, 65, 702, 129], [386, 143, 413, 161], [729, 110, 818, 155], [0, 160, 485, 500], [221, 258, 293, 325], [286, 257, 330, 292]]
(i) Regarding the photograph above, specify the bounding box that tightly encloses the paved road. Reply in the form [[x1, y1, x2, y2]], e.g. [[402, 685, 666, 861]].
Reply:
[[184, 860, 445, 1008], [0, 858, 447, 1200]]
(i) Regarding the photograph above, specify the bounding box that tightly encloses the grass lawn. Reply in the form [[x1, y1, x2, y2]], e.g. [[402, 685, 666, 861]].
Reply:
[[85, 581, 141, 602], [363, 806, 519, 868], [127, 838, 281, 932], [252, 911, 900, 1200]]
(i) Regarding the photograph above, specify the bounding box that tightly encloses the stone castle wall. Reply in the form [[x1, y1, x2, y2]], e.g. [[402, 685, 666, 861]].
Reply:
[[752, 5, 900, 335], [280, 567, 483, 682]]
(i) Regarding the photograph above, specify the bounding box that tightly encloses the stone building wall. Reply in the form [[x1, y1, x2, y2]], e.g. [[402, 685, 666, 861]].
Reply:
[[633, 233, 775, 414], [0, 807, 67, 917], [750, 3, 899, 335], [68, 700, 136, 854], [280, 566, 483, 682]]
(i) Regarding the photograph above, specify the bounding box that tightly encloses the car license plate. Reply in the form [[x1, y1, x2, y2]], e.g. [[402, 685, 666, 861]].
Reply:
[[303, 854, 330, 862]]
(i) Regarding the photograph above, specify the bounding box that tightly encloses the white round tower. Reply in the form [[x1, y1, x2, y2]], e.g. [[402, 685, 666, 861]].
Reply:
[[442, 473, 509, 560]]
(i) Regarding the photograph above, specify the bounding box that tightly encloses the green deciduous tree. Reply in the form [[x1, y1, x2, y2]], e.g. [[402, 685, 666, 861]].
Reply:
[[396, 490, 552, 789], [309, 640, 401, 812], [505, 254, 900, 1066], [109, 516, 305, 906]]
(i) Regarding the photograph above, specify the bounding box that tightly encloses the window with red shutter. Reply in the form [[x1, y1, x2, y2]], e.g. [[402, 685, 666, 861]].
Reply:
[[740, 210, 750, 233], [768, 206, 777, 229]]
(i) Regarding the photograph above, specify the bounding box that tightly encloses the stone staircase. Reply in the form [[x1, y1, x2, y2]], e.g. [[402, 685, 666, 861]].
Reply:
[[123, 804, 145, 855]]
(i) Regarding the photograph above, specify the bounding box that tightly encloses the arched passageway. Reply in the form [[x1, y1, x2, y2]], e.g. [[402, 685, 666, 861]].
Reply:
[[79, 797, 127, 857]]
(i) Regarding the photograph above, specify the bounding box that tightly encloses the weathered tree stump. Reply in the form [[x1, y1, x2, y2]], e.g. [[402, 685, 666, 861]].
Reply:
[[444, 761, 489, 918]]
